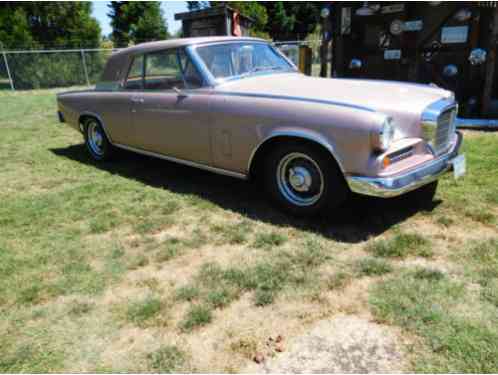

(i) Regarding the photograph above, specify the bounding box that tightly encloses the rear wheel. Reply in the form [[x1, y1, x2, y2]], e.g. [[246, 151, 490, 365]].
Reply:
[[263, 142, 349, 216], [83, 118, 114, 161]]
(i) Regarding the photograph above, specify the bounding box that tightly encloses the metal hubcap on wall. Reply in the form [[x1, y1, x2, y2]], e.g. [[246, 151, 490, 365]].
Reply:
[[88, 121, 104, 156], [277, 152, 324, 206]]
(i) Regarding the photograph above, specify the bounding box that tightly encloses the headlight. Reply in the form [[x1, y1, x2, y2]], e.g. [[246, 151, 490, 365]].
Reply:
[[377, 117, 395, 151]]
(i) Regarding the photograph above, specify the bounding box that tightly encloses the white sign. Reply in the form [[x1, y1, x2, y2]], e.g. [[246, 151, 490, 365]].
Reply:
[[384, 49, 402, 60], [404, 20, 423, 32], [441, 26, 469, 44], [452, 154, 466, 179], [381, 4, 405, 14]]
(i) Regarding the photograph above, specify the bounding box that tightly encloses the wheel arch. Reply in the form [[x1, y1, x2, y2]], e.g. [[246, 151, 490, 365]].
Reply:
[[78, 112, 113, 143], [248, 131, 345, 180]]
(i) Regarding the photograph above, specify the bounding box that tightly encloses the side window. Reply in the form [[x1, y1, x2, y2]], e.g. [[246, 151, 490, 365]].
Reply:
[[144, 49, 184, 90], [124, 55, 144, 90], [178, 49, 203, 89]]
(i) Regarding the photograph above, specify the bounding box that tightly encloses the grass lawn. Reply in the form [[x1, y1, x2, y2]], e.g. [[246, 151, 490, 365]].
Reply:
[[0, 88, 497, 372]]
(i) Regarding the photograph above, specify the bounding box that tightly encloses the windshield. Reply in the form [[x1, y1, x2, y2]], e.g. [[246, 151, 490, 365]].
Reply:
[[195, 42, 295, 81]]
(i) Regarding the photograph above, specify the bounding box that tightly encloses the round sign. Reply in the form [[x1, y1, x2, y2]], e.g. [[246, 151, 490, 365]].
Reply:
[[390, 19, 403, 36]]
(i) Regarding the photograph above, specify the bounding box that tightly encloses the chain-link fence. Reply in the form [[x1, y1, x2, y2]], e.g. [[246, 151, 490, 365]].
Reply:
[[0, 40, 325, 91], [274, 40, 323, 77], [0, 51, 12, 90], [0, 48, 118, 90]]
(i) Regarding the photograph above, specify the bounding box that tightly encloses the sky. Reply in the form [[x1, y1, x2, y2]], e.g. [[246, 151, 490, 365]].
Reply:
[[91, 1, 189, 37]]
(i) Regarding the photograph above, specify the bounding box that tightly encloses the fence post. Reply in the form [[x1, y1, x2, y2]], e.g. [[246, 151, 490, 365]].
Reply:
[[2, 51, 14, 91], [80, 49, 90, 86]]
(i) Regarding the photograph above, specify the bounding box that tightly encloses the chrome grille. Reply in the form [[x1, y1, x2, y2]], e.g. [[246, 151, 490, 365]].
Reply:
[[434, 108, 456, 155], [389, 147, 414, 163]]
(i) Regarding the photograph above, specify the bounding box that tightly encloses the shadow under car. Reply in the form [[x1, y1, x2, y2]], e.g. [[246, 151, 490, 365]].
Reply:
[[51, 144, 441, 244]]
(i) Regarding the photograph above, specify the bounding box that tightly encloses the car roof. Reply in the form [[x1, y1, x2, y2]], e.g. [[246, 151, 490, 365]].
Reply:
[[101, 36, 267, 83], [113, 36, 267, 57]]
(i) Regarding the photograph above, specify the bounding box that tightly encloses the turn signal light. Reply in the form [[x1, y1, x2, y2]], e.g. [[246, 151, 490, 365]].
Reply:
[[383, 156, 391, 168]]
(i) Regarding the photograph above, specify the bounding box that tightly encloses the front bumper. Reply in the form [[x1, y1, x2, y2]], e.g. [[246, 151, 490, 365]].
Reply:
[[346, 131, 463, 198]]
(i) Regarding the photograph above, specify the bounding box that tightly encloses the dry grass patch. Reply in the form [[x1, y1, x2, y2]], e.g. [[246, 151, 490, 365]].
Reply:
[[2, 90, 498, 372], [247, 314, 407, 373]]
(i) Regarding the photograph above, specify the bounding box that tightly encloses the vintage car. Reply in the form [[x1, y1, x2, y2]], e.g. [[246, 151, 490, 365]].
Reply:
[[57, 36, 465, 216]]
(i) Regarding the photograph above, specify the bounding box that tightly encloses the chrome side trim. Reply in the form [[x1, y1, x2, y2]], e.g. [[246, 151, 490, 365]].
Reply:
[[213, 91, 375, 113], [347, 131, 462, 198], [114, 143, 248, 180], [247, 130, 345, 174]]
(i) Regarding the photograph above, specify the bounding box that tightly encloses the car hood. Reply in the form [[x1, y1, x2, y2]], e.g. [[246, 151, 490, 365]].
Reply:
[[216, 73, 453, 135]]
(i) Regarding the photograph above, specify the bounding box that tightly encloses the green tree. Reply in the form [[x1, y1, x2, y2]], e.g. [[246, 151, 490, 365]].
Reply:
[[0, 6, 33, 49], [108, 2, 168, 47], [128, 2, 169, 44], [186, 1, 210, 11], [108, 1, 130, 48], [212, 1, 268, 35], [0, 2, 101, 49], [0, 2, 102, 89], [261, 2, 320, 41]]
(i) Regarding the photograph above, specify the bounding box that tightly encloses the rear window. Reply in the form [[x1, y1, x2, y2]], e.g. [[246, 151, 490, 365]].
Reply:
[[123, 49, 204, 91], [144, 49, 184, 90], [124, 55, 144, 90]]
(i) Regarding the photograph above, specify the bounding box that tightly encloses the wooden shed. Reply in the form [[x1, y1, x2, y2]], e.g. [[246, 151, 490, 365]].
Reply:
[[175, 6, 254, 38], [329, 2, 498, 118]]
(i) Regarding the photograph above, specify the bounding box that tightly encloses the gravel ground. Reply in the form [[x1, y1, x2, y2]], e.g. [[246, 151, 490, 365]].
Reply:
[[247, 315, 405, 373]]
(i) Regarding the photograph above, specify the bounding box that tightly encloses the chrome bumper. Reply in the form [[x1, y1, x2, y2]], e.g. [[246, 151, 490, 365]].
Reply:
[[346, 132, 463, 198]]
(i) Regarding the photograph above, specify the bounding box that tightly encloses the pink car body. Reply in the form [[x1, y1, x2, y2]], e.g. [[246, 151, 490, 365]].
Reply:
[[57, 36, 463, 204]]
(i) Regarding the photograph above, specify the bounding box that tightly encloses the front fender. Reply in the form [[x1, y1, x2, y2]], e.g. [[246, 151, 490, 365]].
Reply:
[[248, 127, 346, 174]]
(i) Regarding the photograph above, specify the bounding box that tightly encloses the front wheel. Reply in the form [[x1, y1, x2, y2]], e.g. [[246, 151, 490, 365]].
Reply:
[[83, 118, 114, 161], [263, 142, 349, 216]]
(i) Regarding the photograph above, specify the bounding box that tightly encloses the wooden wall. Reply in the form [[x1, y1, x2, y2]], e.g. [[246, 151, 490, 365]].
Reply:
[[331, 2, 498, 117]]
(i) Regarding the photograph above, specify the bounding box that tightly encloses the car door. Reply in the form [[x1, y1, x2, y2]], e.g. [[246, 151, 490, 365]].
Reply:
[[130, 48, 212, 166], [102, 54, 145, 147]]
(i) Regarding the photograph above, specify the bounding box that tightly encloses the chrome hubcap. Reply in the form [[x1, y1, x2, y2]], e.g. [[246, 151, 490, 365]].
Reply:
[[277, 152, 324, 207], [289, 166, 312, 192], [88, 121, 104, 156]]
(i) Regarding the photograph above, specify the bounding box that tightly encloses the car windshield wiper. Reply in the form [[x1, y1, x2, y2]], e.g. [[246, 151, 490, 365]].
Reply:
[[223, 66, 288, 81], [250, 66, 285, 73]]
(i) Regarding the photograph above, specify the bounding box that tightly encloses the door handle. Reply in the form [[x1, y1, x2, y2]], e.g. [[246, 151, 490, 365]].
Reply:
[[131, 96, 144, 103]]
